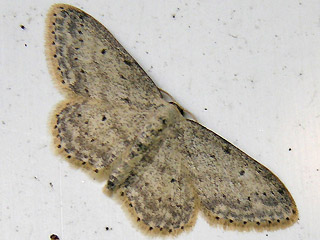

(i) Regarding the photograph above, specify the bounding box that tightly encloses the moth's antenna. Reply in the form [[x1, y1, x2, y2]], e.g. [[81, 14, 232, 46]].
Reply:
[[159, 88, 198, 121]]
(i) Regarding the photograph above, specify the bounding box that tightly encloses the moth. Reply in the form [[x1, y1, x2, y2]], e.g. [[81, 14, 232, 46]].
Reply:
[[45, 4, 298, 235]]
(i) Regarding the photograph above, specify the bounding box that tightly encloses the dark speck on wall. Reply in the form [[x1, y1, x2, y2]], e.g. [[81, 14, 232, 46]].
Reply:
[[50, 234, 60, 240]]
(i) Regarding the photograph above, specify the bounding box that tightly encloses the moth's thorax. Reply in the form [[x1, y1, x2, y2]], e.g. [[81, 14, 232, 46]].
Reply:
[[107, 102, 183, 190]]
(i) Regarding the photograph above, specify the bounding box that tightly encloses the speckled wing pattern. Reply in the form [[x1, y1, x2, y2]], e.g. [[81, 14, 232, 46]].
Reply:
[[182, 120, 298, 230], [46, 4, 162, 171], [119, 130, 199, 233], [46, 4, 161, 105], [46, 4, 298, 236], [52, 99, 151, 169]]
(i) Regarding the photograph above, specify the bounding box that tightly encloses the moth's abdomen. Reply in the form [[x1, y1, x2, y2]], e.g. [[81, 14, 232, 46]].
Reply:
[[107, 103, 182, 190]]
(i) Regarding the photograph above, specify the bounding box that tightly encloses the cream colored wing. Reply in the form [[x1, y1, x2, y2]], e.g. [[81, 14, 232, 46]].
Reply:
[[51, 99, 152, 170], [46, 4, 164, 170], [45, 4, 162, 107], [182, 120, 298, 231], [117, 131, 198, 235]]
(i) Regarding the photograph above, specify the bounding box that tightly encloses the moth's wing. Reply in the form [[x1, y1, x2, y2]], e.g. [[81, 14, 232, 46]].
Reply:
[[45, 4, 162, 107], [46, 4, 165, 171], [51, 99, 151, 170], [117, 133, 198, 235], [182, 120, 298, 231]]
